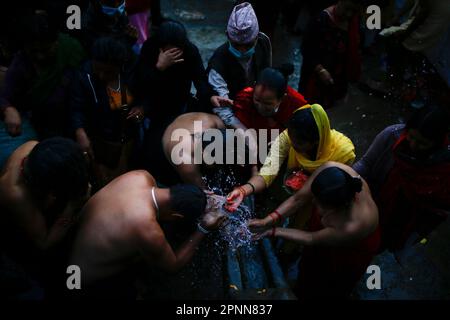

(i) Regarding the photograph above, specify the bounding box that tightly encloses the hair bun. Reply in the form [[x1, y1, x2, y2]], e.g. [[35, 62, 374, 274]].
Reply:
[[351, 177, 363, 193]]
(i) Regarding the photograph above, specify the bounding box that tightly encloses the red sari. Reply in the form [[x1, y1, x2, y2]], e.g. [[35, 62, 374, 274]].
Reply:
[[378, 134, 450, 251], [295, 208, 380, 299]]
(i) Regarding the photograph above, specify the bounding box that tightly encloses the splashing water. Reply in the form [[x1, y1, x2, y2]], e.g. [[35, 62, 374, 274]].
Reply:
[[206, 194, 255, 252]]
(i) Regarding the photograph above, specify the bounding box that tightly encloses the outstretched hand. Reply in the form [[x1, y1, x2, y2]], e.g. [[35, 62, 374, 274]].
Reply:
[[224, 188, 245, 212], [251, 228, 273, 241], [210, 96, 234, 108], [200, 194, 229, 231]]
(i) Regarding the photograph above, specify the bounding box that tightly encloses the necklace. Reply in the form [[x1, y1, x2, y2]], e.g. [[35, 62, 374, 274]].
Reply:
[[151, 187, 160, 220], [108, 74, 121, 92]]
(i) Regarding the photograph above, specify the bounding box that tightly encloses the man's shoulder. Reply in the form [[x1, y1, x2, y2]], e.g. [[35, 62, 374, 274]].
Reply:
[[0, 174, 25, 206], [115, 170, 156, 188]]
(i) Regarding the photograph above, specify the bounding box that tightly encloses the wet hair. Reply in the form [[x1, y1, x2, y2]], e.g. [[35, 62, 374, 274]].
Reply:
[[92, 36, 128, 66], [406, 106, 449, 146], [169, 184, 207, 224], [24, 137, 89, 203], [156, 20, 188, 49], [257, 68, 288, 99], [311, 167, 362, 208], [23, 12, 58, 46], [288, 108, 320, 144]]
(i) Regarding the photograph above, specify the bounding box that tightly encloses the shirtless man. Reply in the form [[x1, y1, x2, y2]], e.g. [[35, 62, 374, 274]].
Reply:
[[69, 170, 226, 298], [0, 138, 90, 252], [246, 162, 380, 298], [163, 112, 257, 188]]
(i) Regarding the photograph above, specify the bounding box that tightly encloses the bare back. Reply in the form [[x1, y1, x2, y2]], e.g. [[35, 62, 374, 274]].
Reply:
[[162, 112, 225, 162], [69, 170, 159, 285]]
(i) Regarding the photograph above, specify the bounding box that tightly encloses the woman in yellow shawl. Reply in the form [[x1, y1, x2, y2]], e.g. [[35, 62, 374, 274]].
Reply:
[[225, 104, 355, 212]]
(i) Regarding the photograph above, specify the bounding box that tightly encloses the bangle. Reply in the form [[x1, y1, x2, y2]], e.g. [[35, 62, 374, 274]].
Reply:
[[245, 182, 256, 194], [268, 210, 283, 226], [237, 186, 247, 197], [197, 223, 210, 235], [272, 210, 283, 223], [267, 213, 276, 226]]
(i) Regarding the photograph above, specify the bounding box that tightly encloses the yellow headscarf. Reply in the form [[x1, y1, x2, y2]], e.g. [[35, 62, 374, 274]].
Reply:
[[286, 104, 356, 173]]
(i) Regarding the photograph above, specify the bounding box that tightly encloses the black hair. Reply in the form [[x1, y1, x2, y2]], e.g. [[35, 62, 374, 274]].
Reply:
[[92, 36, 128, 66], [406, 106, 449, 146], [24, 137, 89, 203], [257, 68, 288, 99], [23, 12, 58, 46], [156, 20, 188, 49], [311, 167, 362, 208], [288, 108, 320, 144], [169, 184, 207, 224]]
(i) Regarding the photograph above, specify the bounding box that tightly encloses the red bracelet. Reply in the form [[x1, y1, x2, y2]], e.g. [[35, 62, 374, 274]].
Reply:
[[268, 213, 276, 226], [273, 210, 283, 222]]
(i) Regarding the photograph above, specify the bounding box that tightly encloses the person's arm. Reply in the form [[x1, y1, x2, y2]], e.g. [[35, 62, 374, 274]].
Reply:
[[265, 224, 361, 247], [208, 69, 248, 127], [141, 223, 206, 273], [224, 131, 290, 212], [302, 13, 334, 85], [248, 162, 338, 232], [258, 130, 290, 187], [70, 71, 94, 158], [139, 207, 226, 273], [208, 69, 230, 99], [401, 0, 430, 37], [0, 184, 86, 251], [130, 41, 166, 115], [44, 195, 89, 249], [0, 54, 28, 136], [353, 125, 398, 179], [0, 187, 48, 250]]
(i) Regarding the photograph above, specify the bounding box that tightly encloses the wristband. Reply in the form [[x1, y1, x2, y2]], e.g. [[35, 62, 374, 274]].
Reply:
[[197, 223, 211, 235], [245, 182, 256, 194]]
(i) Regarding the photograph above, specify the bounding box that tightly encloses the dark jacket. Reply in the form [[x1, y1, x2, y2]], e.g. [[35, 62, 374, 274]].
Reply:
[[131, 38, 214, 126], [70, 61, 136, 142], [207, 32, 272, 100]]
